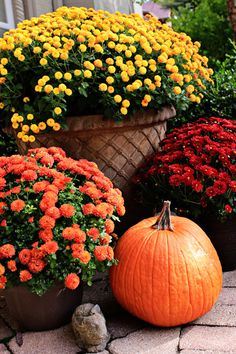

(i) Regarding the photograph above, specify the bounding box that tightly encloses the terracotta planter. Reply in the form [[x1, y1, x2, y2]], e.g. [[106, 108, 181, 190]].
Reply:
[[200, 218, 236, 272], [4, 282, 83, 331]]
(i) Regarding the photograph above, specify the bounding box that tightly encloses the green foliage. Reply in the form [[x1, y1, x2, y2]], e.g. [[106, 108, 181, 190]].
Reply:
[[169, 43, 236, 129], [0, 129, 18, 156]]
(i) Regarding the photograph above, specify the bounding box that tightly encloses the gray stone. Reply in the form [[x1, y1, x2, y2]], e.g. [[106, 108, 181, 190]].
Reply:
[[217, 287, 236, 305], [107, 312, 146, 339], [180, 325, 236, 351], [0, 318, 13, 340], [193, 304, 236, 326], [108, 327, 180, 354], [82, 279, 121, 316], [0, 344, 10, 353], [223, 270, 236, 287], [8, 324, 78, 354], [72, 303, 110, 353]]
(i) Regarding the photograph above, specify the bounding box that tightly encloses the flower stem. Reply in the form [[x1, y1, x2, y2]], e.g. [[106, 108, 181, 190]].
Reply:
[[153, 200, 174, 231]]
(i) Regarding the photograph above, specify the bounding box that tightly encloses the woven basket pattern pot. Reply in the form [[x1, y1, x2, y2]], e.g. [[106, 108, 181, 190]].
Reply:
[[10, 107, 175, 194]]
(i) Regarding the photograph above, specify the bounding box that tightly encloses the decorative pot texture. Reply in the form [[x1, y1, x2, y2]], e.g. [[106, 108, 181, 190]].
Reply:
[[200, 218, 236, 272], [10, 107, 175, 195], [4, 282, 83, 331]]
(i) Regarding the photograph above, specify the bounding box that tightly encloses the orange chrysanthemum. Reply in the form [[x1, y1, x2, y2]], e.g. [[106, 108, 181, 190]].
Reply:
[[39, 215, 56, 229], [7, 260, 17, 272], [0, 275, 7, 289], [60, 204, 75, 218], [21, 169, 37, 181], [64, 273, 80, 290], [10, 199, 25, 212], [20, 270, 32, 282], [45, 207, 61, 219], [41, 241, 59, 255], [78, 250, 91, 264], [82, 203, 95, 215], [105, 219, 115, 234], [18, 249, 31, 265], [87, 228, 100, 241], [0, 244, 16, 259], [28, 259, 46, 273], [0, 264, 5, 276], [39, 229, 54, 242]]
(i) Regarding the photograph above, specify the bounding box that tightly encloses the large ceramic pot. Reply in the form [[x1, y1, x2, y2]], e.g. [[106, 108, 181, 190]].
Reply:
[[4, 282, 83, 331], [200, 217, 236, 272]]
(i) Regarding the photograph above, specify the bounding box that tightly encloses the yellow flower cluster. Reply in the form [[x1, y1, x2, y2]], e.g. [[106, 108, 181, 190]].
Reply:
[[0, 6, 213, 140]]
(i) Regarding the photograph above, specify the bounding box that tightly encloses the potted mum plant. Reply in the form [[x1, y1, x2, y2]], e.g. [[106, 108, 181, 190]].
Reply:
[[0, 146, 125, 331], [0, 6, 213, 193], [135, 117, 236, 271]]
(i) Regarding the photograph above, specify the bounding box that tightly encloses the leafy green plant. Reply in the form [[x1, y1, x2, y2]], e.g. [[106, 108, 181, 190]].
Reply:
[[0, 129, 18, 156], [169, 43, 236, 129]]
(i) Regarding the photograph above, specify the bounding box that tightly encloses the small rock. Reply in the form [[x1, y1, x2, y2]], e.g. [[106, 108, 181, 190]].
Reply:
[[72, 303, 110, 353]]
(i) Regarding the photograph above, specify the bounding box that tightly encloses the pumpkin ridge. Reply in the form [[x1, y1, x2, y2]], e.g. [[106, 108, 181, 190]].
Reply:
[[149, 227, 162, 323], [134, 228, 157, 320], [180, 225, 222, 309], [171, 232, 191, 323]]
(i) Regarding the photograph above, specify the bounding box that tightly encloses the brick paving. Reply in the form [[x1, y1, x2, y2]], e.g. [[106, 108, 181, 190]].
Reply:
[[0, 270, 235, 354]]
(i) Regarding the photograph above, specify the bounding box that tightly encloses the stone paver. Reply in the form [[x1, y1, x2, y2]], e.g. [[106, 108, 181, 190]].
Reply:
[[217, 287, 236, 305], [8, 325, 79, 354], [193, 304, 236, 326], [108, 327, 180, 354], [107, 312, 146, 339], [0, 344, 10, 353], [180, 326, 236, 351], [0, 318, 13, 340], [223, 270, 236, 287], [180, 351, 236, 354]]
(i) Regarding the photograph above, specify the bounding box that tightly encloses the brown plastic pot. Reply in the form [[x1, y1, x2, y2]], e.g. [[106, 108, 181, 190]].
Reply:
[[4, 282, 83, 331], [200, 217, 236, 272]]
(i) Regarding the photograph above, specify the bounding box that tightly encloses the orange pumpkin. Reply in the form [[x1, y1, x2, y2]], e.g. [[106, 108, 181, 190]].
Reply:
[[110, 201, 222, 327]]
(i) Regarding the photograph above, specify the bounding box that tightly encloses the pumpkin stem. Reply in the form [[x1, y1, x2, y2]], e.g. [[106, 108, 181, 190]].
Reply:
[[153, 201, 174, 231]]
